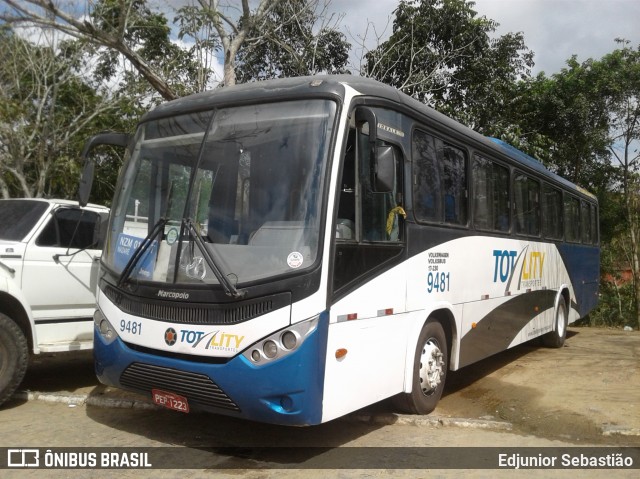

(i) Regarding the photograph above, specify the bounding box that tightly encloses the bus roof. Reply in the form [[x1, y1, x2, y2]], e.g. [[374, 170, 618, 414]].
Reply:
[[141, 75, 595, 201]]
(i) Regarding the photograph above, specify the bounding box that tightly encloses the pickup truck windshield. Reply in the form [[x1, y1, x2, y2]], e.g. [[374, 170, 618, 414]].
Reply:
[[0, 200, 49, 241], [103, 99, 336, 287]]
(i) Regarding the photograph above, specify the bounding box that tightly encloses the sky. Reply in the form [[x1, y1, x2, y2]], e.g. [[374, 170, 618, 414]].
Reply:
[[331, 0, 640, 75], [14, 0, 640, 84]]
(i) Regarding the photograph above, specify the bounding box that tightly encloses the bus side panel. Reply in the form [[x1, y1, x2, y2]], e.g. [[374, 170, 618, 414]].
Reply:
[[322, 264, 409, 423], [405, 236, 577, 369]]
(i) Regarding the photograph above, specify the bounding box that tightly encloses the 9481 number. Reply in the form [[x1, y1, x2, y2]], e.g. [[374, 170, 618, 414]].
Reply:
[[120, 320, 142, 335], [427, 271, 450, 293]]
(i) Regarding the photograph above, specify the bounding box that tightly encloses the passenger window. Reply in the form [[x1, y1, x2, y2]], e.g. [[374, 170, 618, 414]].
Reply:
[[441, 144, 468, 225], [514, 172, 540, 236], [413, 130, 467, 225], [581, 201, 592, 244], [473, 155, 510, 232], [564, 195, 581, 243], [413, 131, 440, 222], [542, 184, 563, 240]]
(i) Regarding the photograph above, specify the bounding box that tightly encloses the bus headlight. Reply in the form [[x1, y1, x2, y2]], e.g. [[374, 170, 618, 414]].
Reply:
[[244, 314, 319, 365], [263, 340, 278, 359], [281, 331, 297, 350], [94, 309, 118, 345]]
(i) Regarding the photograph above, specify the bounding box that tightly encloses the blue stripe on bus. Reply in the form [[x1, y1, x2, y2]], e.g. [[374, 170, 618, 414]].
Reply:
[[94, 311, 330, 426], [557, 243, 600, 317]]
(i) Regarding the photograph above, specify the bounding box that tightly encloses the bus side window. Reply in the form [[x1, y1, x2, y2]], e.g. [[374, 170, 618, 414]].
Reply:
[[564, 195, 581, 242], [514, 172, 540, 236], [440, 144, 467, 225], [413, 130, 468, 226], [413, 130, 441, 222], [473, 155, 510, 232], [359, 138, 402, 242]]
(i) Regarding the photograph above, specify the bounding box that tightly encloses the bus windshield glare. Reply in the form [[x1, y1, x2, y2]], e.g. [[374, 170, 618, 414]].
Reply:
[[103, 99, 337, 287]]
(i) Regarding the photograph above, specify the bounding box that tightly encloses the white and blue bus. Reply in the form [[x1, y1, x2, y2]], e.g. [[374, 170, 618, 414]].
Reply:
[[83, 75, 599, 426]]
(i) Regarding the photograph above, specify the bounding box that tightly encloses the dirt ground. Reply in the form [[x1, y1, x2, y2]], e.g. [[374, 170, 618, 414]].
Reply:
[[16, 326, 640, 446], [430, 326, 640, 444]]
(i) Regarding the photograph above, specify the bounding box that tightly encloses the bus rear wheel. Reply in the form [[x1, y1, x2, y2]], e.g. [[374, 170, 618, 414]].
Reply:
[[394, 320, 448, 415], [542, 298, 568, 348], [0, 313, 29, 407]]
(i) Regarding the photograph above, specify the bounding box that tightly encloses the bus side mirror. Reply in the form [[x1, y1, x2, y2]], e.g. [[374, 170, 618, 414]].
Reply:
[[78, 133, 130, 207], [374, 145, 397, 193]]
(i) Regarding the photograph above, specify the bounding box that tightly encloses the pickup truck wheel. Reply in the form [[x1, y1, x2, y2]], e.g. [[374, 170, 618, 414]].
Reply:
[[0, 313, 29, 407]]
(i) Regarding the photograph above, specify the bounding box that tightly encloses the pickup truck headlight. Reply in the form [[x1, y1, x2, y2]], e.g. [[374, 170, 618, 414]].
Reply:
[[94, 308, 118, 345]]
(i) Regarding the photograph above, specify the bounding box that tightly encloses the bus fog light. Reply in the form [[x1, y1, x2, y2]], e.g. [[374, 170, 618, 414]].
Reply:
[[280, 395, 294, 412], [99, 319, 111, 337], [263, 340, 278, 358], [95, 311, 118, 345], [281, 331, 297, 350], [251, 350, 261, 362]]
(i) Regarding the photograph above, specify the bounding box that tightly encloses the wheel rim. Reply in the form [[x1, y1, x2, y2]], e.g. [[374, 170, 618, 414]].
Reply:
[[418, 338, 444, 396], [557, 303, 566, 337]]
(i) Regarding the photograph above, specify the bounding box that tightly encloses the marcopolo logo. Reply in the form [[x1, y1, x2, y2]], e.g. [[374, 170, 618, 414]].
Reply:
[[157, 290, 189, 300]]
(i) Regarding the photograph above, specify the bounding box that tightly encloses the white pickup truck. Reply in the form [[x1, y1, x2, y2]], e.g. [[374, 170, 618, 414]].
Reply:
[[0, 198, 109, 405]]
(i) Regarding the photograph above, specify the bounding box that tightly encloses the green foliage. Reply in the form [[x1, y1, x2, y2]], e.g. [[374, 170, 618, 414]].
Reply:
[[586, 280, 636, 328], [235, 0, 350, 82], [89, 0, 204, 99], [364, 0, 533, 131], [0, 26, 136, 204], [587, 239, 636, 328]]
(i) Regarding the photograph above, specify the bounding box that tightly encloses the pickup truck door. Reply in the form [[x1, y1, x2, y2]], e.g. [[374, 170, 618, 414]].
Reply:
[[21, 207, 105, 347]]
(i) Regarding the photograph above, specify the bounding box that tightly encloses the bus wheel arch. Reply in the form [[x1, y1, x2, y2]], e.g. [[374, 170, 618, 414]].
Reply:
[[394, 311, 453, 415], [542, 288, 569, 348]]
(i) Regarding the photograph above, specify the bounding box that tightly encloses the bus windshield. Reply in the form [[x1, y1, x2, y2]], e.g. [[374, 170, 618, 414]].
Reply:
[[103, 99, 337, 288]]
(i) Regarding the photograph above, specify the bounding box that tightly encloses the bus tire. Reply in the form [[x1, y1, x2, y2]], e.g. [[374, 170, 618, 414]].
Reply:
[[394, 320, 448, 415], [0, 313, 29, 407], [542, 298, 568, 348]]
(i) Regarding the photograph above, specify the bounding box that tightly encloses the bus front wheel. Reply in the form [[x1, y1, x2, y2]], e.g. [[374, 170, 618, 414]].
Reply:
[[394, 320, 448, 415]]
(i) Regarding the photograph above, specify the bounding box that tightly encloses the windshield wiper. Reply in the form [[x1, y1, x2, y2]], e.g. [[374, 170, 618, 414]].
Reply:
[[117, 217, 167, 288], [182, 217, 246, 299]]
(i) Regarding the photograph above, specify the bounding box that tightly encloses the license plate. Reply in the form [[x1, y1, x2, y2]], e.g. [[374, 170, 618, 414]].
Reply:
[[152, 389, 190, 413]]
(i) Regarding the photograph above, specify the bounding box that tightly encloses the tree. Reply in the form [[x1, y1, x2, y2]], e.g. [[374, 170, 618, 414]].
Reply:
[[88, 0, 204, 100], [511, 42, 640, 329], [234, 0, 350, 82], [0, 28, 125, 199], [0, 0, 345, 96], [181, 0, 287, 87], [603, 41, 640, 329], [505, 59, 614, 188], [362, 0, 533, 131], [0, 0, 188, 100]]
